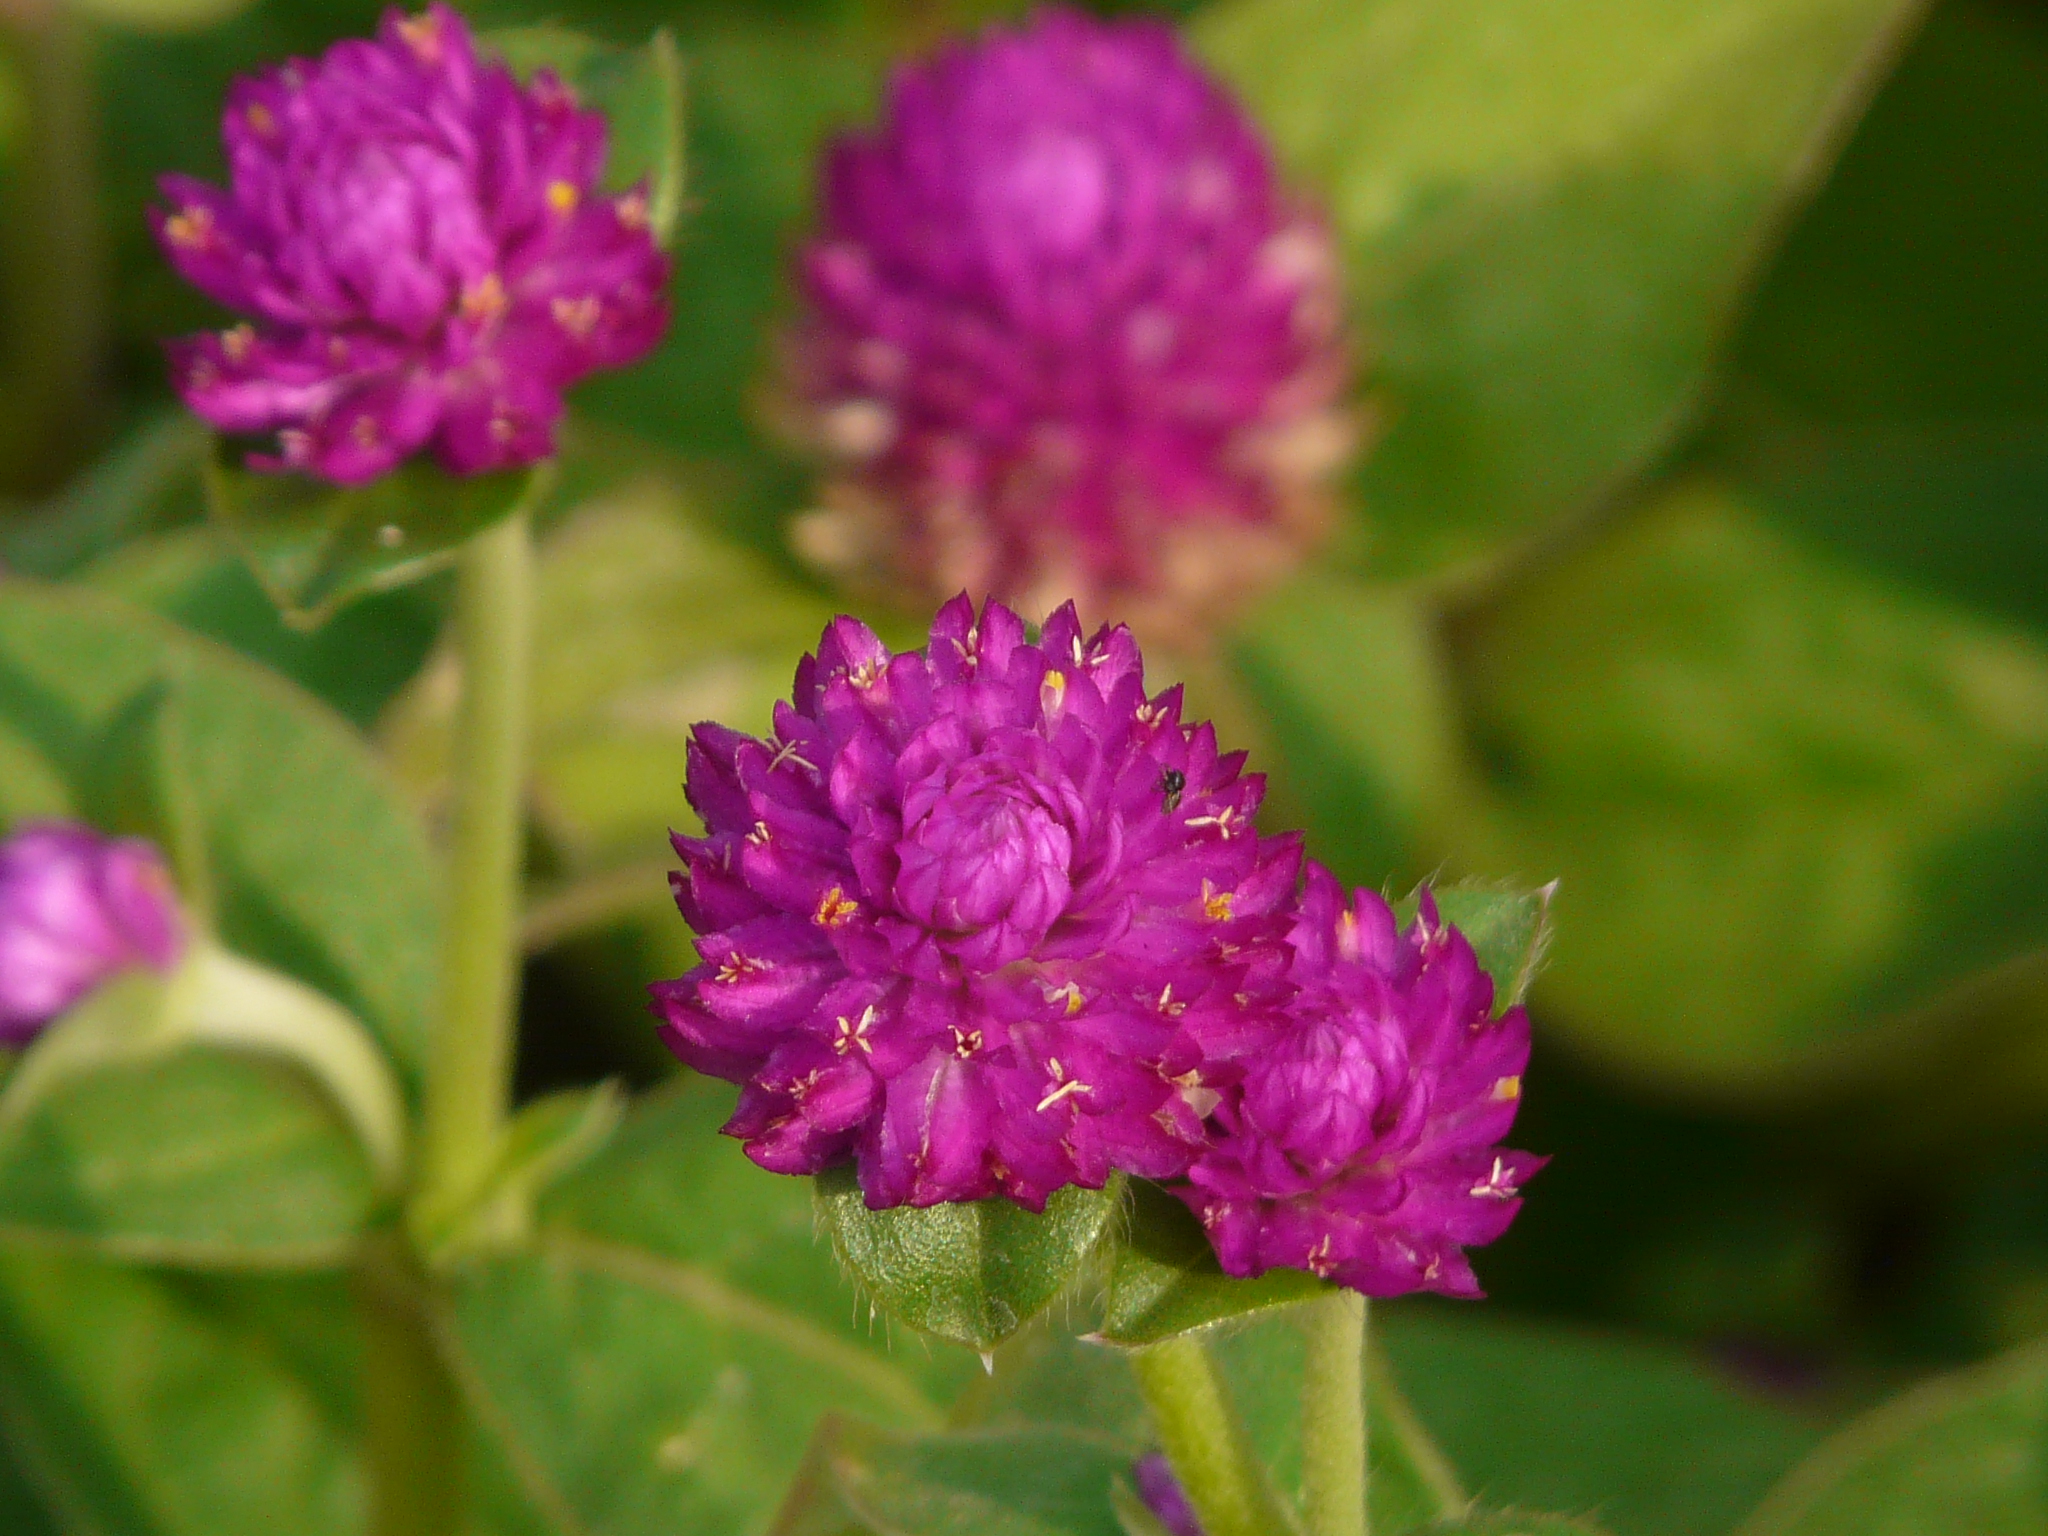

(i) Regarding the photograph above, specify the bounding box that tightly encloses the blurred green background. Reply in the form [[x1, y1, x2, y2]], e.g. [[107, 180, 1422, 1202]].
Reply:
[[4, 0, 2048, 1527]]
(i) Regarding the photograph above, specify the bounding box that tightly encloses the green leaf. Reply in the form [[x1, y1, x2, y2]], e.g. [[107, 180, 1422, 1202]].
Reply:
[[1421, 1517, 1616, 1536], [1193, 0, 1929, 578], [0, 1249, 361, 1536], [1448, 476, 2048, 1093], [81, 526, 447, 731], [0, 943, 407, 1265], [817, 1164, 1124, 1355], [0, 987, 380, 1267], [203, 445, 541, 630], [1096, 1178, 1330, 1348], [438, 1077, 969, 1536], [0, 581, 438, 1088], [62, 0, 256, 35], [486, 26, 686, 247], [1380, 1309, 1825, 1536], [1397, 881, 1557, 1013], [772, 1418, 1132, 1536], [1734, 1338, 2048, 1536], [414, 1082, 623, 1262]]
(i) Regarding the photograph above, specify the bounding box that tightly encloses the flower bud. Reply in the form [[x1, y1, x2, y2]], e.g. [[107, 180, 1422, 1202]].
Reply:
[[0, 823, 186, 1043]]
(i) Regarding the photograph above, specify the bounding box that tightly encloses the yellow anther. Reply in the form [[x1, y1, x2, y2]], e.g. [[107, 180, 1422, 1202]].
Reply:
[[546, 180, 580, 216], [1201, 880, 1234, 922], [950, 1026, 983, 1059], [164, 205, 215, 250], [459, 273, 507, 325], [1491, 1075, 1522, 1102], [815, 886, 859, 928], [221, 324, 255, 363], [551, 294, 601, 340]]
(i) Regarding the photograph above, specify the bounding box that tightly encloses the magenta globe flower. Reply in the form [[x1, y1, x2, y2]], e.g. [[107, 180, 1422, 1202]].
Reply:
[[1174, 866, 1543, 1297], [153, 4, 669, 485], [652, 596, 1302, 1210], [778, 8, 1353, 639], [0, 823, 186, 1044]]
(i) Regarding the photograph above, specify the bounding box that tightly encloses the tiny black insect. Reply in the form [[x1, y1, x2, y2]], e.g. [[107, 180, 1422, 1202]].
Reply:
[[1158, 768, 1186, 813]]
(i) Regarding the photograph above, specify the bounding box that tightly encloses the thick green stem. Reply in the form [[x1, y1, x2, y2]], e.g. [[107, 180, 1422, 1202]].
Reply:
[[0, 7, 105, 493], [414, 511, 533, 1231], [356, 1242, 464, 1536], [1130, 1336, 1294, 1536], [1301, 1291, 1368, 1536]]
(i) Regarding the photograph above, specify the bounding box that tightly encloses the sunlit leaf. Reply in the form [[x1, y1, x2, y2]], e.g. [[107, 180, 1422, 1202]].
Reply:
[[1195, 0, 1929, 577], [1736, 1338, 2048, 1536]]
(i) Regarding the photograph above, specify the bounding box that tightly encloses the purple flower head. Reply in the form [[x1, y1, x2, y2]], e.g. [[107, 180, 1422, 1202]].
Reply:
[[652, 595, 1301, 1211], [154, 4, 669, 485], [1133, 1454, 1205, 1536], [0, 823, 187, 1045], [1176, 866, 1543, 1298], [779, 8, 1352, 640]]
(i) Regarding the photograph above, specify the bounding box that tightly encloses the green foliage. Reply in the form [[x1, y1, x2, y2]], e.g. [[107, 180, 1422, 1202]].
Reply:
[[1194, 0, 1928, 579], [0, 584, 439, 1083], [817, 1165, 1125, 1354], [0, 1251, 361, 1536], [1735, 1339, 2048, 1536], [772, 1418, 1132, 1536], [440, 1078, 967, 1534]]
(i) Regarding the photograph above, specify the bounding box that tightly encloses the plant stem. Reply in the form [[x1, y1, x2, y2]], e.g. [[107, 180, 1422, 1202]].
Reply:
[[0, 6, 105, 493], [1130, 1335, 1295, 1536], [1301, 1291, 1368, 1536], [355, 1242, 464, 1536], [414, 510, 533, 1231]]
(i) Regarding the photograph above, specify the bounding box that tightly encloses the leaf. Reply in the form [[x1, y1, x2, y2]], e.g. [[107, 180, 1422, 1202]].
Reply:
[[414, 1082, 624, 1262], [0, 581, 438, 1089], [81, 526, 448, 731], [1447, 477, 2048, 1094], [1379, 1309, 1825, 1536], [1399, 881, 1557, 1013], [1193, 0, 1930, 578], [486, 26, 686, 247], [203, 445, 541, 631], [0, 1249, 361, 1536], [1734, 1337, 2048, 1536], [772, 1418, 1132, 1536], [1421, 1517, 1617, 1536], [438, 1077, 971, 1536], [63, 0, 256, 35], [0, 943, 407, 1264], [1096, 1178, 1330, 1348], [817, 1164, 1125, 1354]]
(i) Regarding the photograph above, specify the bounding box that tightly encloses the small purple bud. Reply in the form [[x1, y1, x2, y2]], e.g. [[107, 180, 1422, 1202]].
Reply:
[[1175, 865, 1544, 1298], [777, 7, 1354, 640], [0, 823, 186, 1044], [1133, 1454, 1205, 1536], [651, 594, 1302, 1211], [153, 4, 670, 485]]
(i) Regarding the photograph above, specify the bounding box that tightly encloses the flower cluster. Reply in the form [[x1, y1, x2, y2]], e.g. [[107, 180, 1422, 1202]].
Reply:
[[776, 8, 1353, 640], [656, 598, 1538, 1296], [154, 4, 669, 485], [0, 823, 186, 1044]]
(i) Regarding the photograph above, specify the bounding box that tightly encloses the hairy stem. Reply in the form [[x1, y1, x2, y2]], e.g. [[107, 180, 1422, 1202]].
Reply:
[[414, 510, 533, 1231], [0, 7, 105, 493], [1301, 1291, 1368, 1536], [1130, 1335, 1295, 1536], [356, 1241, 464, 1536]]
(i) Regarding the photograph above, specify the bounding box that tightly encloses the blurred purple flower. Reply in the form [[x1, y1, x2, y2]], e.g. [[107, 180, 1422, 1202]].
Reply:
[[1133, 1453, 1205, 1536], [0, 823, 186, 1045], [153, 4, 669, 485], [652, 595, 1301, 1210], [1175, 866, 1543, 1297], [778, 7, 1353, 640]]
